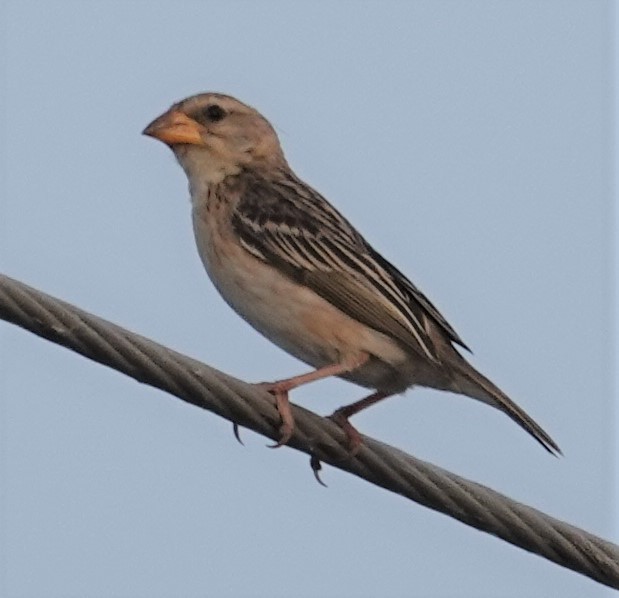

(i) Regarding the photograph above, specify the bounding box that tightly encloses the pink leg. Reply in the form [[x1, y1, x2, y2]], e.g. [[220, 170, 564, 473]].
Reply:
[[330, 391, 393, 454], [258, 354, 370, 448]]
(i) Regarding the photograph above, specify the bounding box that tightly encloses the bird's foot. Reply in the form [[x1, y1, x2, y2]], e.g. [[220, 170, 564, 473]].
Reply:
[[255, 382, 295, 448], [308, 411, 362, 486], [328, 409, 363, 456]]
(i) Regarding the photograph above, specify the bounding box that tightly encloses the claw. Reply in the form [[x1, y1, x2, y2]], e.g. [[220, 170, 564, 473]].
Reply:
[[266, 420, 294, 448], [232, 422, 244, 445], [310, 454, 327, 487]]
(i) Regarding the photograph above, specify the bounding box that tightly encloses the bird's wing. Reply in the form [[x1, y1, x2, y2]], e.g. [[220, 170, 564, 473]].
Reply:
[[231, 172, 468, 362], [365, 247, 470, 351]]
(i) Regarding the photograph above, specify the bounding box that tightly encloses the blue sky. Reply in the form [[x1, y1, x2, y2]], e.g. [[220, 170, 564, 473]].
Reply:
[[1, 1, 616, 596]]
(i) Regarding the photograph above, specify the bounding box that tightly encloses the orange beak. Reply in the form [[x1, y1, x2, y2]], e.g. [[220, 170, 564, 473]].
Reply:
[[142, 110, 206, 146]]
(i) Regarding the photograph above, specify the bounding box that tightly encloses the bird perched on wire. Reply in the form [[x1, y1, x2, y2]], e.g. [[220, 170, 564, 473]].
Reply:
[[143, 92, 560, 455]]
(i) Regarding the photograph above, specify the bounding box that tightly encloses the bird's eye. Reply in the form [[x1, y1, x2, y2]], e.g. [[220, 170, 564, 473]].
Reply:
[[202, 104, 226, 122]]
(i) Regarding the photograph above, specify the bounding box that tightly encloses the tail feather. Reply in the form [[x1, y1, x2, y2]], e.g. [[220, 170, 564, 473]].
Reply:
[[450, 358, 561, 455]]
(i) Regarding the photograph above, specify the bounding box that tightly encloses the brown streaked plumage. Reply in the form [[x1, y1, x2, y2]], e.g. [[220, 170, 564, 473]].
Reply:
[[143, 92, 560, 455]]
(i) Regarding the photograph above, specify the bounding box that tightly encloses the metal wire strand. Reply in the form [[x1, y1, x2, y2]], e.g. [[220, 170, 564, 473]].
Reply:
[[1, 273, 617, 590]]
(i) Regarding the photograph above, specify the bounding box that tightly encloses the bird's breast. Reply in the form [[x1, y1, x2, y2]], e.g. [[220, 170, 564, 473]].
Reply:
[[190, 199, 414, 390]]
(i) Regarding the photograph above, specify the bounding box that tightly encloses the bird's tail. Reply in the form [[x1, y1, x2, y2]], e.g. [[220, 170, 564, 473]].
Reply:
[[449, 357, 561, 455]]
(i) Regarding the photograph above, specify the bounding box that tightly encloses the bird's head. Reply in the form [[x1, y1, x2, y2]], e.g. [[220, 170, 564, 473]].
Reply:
[[143, 93, 286, 185]]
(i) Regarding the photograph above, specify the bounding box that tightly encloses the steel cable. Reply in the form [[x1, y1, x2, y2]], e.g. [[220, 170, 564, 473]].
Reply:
[[1, 273, 617, 589]]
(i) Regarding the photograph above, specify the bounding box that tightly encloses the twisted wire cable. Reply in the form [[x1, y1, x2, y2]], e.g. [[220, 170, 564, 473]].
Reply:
[[1, 273, 617, 589]]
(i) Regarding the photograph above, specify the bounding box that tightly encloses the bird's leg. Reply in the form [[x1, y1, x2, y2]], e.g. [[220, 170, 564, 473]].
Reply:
[[257, 354, 369, 448], [329, 391, 392, 454], [307, 390, 392, 484]]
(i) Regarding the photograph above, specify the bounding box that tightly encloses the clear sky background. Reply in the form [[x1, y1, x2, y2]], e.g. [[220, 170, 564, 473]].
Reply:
[[1, 1, 616, 597]]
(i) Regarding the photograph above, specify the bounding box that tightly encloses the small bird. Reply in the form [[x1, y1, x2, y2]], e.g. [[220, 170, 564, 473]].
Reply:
[[143, 92, 560, 455]]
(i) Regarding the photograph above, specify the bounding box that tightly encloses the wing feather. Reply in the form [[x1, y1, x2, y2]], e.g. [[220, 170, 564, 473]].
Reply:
[[232, 171, 469, 361]]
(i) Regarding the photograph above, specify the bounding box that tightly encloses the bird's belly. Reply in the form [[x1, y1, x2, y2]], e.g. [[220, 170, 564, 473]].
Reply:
[[193, 210, 411, 390]]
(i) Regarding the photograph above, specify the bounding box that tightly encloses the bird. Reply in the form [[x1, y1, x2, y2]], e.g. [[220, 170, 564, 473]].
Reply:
[[142, 92, 560, 455]]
